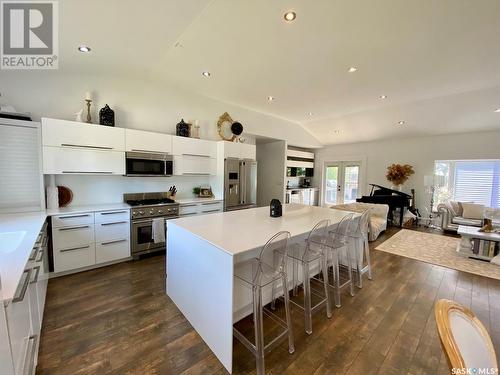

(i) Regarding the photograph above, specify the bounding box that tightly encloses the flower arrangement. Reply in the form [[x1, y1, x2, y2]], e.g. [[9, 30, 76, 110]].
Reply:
[[386, 163, 414, 186]]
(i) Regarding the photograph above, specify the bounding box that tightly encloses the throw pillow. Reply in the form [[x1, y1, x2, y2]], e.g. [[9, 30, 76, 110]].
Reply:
[[457, 201, 473, 216], [461, 203, 485, 220]]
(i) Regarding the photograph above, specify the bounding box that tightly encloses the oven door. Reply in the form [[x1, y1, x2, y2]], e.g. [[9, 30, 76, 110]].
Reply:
[[126, 152, 169, 176], [131, 218, 166, 255]]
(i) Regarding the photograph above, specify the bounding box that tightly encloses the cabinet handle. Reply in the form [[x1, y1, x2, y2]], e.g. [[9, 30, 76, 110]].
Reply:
[[12, 269, 31, 303], [60, 245, 90, 253], [30, 266, 41, 284], [101, 221, 127, 226], [62, 171, 113, 174], [100, 211, 128, 215], [61, 143, 113, 150], [202, 209, 221, 213], [182, 153, 210, 158], [58, 214, 91, 219], [180, 212, 197, 216], [181, 204, 197, 207], [28, 247, 38, 261], [201, 202, 221, 206], [26, 335, 38, 375], [59, 225, 90, 231], [182, 173, 210, 176], [101, 239, 128, 246], [36, 248, 44, 262]]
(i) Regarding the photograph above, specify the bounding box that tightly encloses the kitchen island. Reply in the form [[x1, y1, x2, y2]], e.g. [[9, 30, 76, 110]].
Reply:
[[166, 204, 361, 373]]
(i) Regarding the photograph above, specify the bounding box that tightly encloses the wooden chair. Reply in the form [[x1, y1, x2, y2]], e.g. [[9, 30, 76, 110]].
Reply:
[[435, 299, 498, 372]]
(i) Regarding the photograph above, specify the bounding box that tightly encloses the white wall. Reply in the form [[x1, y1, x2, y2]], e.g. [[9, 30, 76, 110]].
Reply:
[[50, 174, 220, 206], [314, 130, 500, 213], [256, 140, 287, 206], [0, 71, 320, 147]]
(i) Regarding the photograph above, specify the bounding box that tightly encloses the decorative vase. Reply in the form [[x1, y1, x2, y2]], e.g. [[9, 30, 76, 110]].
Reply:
[[99, 104, 115, 126], [46, 175, 59, 209]]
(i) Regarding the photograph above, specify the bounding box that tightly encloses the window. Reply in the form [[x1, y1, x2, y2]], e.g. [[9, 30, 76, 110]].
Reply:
[[434, 160, 500, 208]]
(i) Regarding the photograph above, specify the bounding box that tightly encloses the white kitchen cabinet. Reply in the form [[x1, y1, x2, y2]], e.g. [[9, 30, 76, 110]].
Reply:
[[95, 239, 129, 264], [172, 136, 217, 158], [173, 155, 217, 176], [41, 118, 125, 150], [179, 200, 223, 217], [54, 244, 96, 273], [125, 129, 172, 153], [51, 209, 130, 274], [43, 146, 125, 175], [221, 141, 256, 160]]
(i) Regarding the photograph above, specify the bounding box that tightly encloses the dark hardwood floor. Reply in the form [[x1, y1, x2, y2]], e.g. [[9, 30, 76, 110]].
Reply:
[[37, 227, 500, 374]]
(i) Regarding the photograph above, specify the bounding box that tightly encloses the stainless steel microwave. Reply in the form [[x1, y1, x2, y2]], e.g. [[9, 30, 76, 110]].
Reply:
[[125, 151, 173, 177]]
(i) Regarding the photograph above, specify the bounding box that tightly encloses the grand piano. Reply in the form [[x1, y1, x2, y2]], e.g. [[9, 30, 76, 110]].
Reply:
[[357, 184, 412, 227]]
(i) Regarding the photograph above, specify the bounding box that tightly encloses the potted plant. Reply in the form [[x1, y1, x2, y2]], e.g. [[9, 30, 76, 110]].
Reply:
[[386, 163, 414, 190]]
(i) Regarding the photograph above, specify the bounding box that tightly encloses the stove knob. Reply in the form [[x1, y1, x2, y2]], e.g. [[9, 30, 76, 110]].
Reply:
[[158, 210, 163, 214], [132, 212, 137, 216], [139, 211, 144, 215], [150, 210, 155, 215]]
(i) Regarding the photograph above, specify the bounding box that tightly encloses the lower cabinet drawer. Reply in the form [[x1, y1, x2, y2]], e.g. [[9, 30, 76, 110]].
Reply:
[[95, 221, 129, 242], [179, 204, 198, 216], [53, 224, 94, 248], [199, 201, 223, 214], [5, 269, 32, 375], [54, 243, 96, 273], [96, 239, 130, 263]]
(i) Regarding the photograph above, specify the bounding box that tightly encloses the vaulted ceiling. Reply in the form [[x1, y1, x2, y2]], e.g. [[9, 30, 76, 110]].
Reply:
[[57, 0, 500, 145]]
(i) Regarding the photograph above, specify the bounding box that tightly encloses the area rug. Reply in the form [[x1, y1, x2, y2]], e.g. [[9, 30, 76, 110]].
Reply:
[[375, 229, 500, 280]]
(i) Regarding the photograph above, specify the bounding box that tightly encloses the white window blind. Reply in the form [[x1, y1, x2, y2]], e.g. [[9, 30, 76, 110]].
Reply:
[[434, 160, 500, 208], [0, 122, 43, 211]]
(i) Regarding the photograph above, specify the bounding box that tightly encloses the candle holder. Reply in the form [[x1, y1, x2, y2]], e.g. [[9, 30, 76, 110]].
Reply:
[[85, 99, 92, 123]]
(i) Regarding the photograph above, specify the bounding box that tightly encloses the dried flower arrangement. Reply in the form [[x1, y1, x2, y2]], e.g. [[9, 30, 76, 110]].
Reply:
[[386, 163, 415, 186]]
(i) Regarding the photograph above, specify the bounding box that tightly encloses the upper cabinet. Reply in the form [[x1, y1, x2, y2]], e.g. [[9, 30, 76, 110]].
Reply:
[[172, 136, 217, 158], [220, 141, 256, 160], [41, 118, 125, 150], [125, 129, 172, 154]]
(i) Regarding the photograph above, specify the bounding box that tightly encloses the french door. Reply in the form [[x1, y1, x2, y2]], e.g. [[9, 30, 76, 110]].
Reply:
[[324, 161, 361, 205]]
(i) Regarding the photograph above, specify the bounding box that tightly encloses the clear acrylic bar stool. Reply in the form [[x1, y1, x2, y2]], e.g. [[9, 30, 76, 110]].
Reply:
[[348, 209, 373, 288], [274, 219, 332, 335], [325, 213, 355, 308], [233, 231, 295, 375]]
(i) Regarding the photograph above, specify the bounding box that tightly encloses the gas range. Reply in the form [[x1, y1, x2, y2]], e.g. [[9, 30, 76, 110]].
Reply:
[[124, 192, 179, 219], [124, 192, 180, 258]]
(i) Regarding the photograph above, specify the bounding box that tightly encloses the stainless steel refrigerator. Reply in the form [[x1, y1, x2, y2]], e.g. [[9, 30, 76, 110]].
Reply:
[[224, 158, 257, 211]]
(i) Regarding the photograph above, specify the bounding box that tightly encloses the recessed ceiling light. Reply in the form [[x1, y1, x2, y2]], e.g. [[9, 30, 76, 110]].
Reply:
[[348, 66, 358, 73], [202, 71, 211, 77], [308, 112, 313, 116], [267, 96, 275, 102], [284, 11, 296, 22], [398, 120, 405, 125], [380, 95, 387, 99], [494, 108, 500, 113], [77, 45, 91, 53]]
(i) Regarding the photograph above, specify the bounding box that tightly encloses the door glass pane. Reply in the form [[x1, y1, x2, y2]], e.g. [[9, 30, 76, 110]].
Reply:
[[343, 166, 359, 203], [137, 225, 153, 244], [325, 166, 339, 204]]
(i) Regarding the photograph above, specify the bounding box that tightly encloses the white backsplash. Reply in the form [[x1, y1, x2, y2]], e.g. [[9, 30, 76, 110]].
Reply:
[[48, 175, 221, 206]]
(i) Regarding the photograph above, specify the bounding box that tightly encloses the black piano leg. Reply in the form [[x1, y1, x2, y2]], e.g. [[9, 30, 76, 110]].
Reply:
[[399, 207, 404, 227]]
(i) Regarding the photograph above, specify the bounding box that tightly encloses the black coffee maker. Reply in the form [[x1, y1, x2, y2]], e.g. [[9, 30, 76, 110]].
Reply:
[[270, 199, 282, 218]]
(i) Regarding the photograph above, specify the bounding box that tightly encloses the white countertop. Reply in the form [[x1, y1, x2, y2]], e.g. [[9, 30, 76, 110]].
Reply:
[[0, 212, 47, 302], [175, 197, 223, 205], [168, 204, 358, 256], [46, 203, 131, 216]]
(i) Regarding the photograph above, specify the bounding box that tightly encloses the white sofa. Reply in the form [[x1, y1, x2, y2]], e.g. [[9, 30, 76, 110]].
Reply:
[[437, 201, 483, 232], [330, 202, 389, 241]]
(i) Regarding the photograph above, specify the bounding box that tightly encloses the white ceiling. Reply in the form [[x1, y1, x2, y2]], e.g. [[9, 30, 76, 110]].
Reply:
[[59, 0, 500, 145]]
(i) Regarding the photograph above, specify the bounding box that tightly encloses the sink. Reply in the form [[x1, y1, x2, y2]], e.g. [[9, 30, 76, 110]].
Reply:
[[0, 231, 27, 254]]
